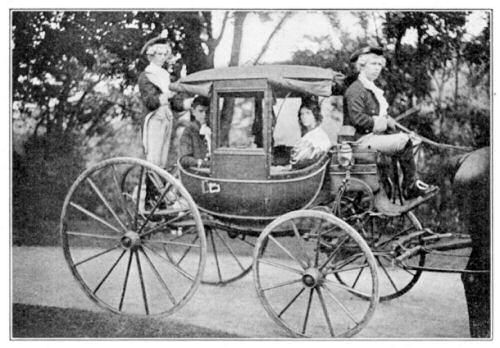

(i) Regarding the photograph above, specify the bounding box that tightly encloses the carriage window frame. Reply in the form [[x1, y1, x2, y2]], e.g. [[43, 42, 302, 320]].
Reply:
[[210, 79, 272, 178], [214, 90, 266, 151]]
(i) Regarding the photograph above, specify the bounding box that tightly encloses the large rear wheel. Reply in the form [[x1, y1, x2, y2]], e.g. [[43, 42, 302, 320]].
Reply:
[[60, 157, 206, 316]]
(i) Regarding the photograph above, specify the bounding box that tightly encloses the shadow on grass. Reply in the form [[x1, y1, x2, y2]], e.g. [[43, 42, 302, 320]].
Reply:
[[12, 303, 241, 339]]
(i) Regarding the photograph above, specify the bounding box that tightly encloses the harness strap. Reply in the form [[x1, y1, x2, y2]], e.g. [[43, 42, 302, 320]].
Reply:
[[395, 121, 474, 152]]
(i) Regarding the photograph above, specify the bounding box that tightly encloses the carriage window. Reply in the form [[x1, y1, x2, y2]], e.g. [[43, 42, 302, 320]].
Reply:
[[217, 91, 264, 149]]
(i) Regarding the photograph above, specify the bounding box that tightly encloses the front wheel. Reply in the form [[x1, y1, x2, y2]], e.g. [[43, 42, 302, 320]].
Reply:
[[253, 210, 379, 338]]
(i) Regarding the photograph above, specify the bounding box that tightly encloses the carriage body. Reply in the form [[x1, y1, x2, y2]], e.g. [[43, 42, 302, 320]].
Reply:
[[172, 65, 362, 223]]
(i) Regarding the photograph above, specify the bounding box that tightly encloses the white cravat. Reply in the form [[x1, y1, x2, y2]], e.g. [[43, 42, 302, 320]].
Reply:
[[358, 74, 389, 117], [199, 124, 212, 155], [144, 63, 171, 98]]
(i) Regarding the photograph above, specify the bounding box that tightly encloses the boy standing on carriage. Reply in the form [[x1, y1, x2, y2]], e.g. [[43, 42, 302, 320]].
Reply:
[[138, 30, 178, 172], [343, 46, 435, 199]]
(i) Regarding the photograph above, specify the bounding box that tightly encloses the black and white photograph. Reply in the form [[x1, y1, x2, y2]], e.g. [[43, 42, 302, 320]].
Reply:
[[9, 4, 492, 340]]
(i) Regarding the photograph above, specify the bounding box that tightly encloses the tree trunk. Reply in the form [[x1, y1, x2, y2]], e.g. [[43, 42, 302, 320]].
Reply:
[[253, 12, 292, 65], [205, 11, 230, 69], [229, 11, 248, 67]]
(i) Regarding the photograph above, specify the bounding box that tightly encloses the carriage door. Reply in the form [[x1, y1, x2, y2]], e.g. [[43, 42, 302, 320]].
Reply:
[[212, 86, 267, 180]]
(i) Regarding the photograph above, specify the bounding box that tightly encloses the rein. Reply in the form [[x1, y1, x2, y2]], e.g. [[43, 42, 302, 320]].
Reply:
[[393, 107, 475, 152]]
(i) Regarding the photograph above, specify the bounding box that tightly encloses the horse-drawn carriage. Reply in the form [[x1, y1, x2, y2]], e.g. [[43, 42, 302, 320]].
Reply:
[[60, 65, 471, 337]]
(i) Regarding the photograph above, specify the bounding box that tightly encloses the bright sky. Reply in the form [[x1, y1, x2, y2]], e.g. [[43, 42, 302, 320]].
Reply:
[[212, 10, 489, 67]]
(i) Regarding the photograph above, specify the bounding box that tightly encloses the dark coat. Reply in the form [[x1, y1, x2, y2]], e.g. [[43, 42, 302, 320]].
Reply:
[[138, 72, 162, 113], [179, 122, 209, 168], [343, 79, 381, 138]]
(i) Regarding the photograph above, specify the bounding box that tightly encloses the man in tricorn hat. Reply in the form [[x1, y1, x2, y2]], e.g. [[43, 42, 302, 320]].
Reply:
[[343, 46, 433, 199], [138, 30, 176, 171]]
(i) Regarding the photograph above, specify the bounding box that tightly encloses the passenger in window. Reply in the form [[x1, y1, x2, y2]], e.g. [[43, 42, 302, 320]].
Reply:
[[290, 97, 332, 169], [179, 96, 211, 169]]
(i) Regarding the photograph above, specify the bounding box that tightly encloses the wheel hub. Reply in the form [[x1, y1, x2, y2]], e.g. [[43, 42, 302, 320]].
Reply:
[[120, 231, 141, 249], [302, 268, 323, 288]]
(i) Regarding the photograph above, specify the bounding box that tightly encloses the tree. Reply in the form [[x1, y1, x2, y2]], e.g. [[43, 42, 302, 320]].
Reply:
[[11, 11, 212, 236], [383, 12, 469, 103], [12, 11, 213, 140]]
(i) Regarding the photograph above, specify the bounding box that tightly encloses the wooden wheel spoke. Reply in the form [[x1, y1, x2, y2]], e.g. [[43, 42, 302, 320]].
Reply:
[[139, 247, 177, 305], [74, 245, 121, 267], [351, 262, 366, 289], [134, 167, 145, 229], [140, 213, 193, 237], [261, 278, 302, 291], [143, 239, 201, 249], [87, 177, 128, 233], [289, 220, 311, 267], [213, 229, 246, 271], [400, 266, 417, 276], [257, 258, 303, 275], [93, 250, 126, 294], [134, 250, 149, 315], [324, 278, 372, 298], [377, 252, 417, 276], [376, 256, 399, 292], [137, 185, 172, 234], [316, 287, 335, 337], [208, 230, 223, 282], [302, 288, 314, 335], [319, 235, 350, 270], [110, 165, 135, 225], [176, 235, 199, 266], [69, 202, 122, 235], [143, 244, 195, 282], [329, 252, 364, 272], [119, 251, 134, 311], [323, 284, 360, 325], [268, 235, 307, 270], [327, 262, 369, 275], [67, 231, 119, 241], [147, 171, 171, 194], [278, 287, 305, 318]]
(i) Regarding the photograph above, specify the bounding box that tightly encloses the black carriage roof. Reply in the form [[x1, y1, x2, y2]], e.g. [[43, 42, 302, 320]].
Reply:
[[170, 64, 344, 98]]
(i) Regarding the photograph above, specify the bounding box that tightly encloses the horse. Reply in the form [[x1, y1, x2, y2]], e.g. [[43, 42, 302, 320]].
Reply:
[[448, 146, 490, 338]]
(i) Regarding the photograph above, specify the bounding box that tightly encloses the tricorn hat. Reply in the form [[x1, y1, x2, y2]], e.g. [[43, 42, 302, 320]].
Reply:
[[141, 29, 171, 55], [349, 46, 384, 63]]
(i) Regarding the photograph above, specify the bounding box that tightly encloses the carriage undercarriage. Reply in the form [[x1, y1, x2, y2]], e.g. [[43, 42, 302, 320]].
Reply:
[[59, 155, 476, 338]]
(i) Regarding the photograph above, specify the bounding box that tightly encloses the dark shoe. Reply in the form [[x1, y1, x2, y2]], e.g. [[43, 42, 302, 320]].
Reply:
[[404, 179, 436, 199]]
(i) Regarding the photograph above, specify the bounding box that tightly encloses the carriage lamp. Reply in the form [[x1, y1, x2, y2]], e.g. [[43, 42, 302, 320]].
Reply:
[[338, 142, 353, 168]]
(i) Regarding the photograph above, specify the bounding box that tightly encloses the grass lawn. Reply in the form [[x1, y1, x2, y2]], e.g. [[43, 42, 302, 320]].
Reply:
[[12, 303, 241, 339]]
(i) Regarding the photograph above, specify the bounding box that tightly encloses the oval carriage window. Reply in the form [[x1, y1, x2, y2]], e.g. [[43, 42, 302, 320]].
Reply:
[[217, 91, 264, 149]]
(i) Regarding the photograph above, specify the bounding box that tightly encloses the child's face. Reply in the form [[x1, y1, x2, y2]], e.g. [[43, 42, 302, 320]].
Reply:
[[192, 105, 208, 125], [150, 46, 170, 67], [300, 107, 316, 129]]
